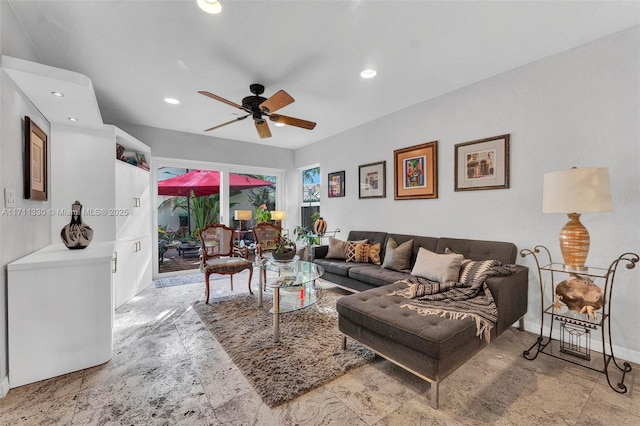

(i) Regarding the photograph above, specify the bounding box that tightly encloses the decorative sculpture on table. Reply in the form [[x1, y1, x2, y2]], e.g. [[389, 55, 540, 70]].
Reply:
[[553, 274, 603, 320], [61, 200, 94, 249]]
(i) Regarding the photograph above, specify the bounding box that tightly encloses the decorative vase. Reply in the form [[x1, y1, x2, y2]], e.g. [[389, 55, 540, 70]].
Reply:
[[313, 217, 327, 236], [60, 200, 94, 250], [273, 250, 296, 261]]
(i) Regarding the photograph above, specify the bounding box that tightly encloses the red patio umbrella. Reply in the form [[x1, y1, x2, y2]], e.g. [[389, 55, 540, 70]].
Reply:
[[158, 170, 274, 197]]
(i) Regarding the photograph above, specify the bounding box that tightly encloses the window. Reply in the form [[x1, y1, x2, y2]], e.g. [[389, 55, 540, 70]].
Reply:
[[301, 166, 320, 231]]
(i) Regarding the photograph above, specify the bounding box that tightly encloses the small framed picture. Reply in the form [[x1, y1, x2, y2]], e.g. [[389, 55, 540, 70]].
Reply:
[[136, 152, 147, 165], [454, 134, 510, 191], [394, 141, 438, 200], [359, 161, 386, 199], [24, 116, 48, 201], [328, 171, 345, 198]]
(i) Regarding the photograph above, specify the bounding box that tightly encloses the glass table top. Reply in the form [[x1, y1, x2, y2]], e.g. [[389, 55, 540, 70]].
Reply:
[[258, 259, 324, 288], [258, 259, 324, 315]]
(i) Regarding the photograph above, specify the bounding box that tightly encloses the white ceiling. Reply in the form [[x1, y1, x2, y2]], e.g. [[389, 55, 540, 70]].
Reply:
[[6, 0, 639, 149]]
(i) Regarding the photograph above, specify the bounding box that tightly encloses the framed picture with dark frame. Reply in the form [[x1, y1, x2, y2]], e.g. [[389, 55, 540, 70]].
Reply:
[[454, 134, 510, 191], [24, 116, 48, 201], [394, 141, 438, 200], [358, 161, 386, 199], [328, 170, 345, 198]]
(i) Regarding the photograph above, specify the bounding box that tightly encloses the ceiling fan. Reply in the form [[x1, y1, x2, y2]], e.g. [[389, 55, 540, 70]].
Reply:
[[198, 84, 317, 139]]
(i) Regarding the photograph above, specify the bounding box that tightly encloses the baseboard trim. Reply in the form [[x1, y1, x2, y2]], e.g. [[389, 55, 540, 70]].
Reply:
[[0, 375, 9, 398]]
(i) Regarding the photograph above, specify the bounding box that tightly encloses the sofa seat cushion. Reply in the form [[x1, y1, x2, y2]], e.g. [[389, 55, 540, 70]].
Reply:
[[313, 258, 356, 277], [336, 281, 482, 360], [347, 265, 408, 287]]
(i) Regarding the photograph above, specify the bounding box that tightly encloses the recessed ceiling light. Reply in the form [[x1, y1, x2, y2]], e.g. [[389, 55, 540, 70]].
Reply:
[[164, 97, 180, 105], [274, 123, 286, 127], [197, 0, 222, 14], [360, 69, 377, 79], [68, 117, 78, 122], [51, 91, 64, 97]]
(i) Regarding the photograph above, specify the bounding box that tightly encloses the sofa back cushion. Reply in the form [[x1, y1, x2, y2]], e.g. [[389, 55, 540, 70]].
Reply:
[[435, 237, 517, 265]]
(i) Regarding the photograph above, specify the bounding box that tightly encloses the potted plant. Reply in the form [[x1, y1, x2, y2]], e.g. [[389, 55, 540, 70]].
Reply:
[[255, 204, 271, 223], [272, 235, 296, 261], [189, 229, 200, 246]]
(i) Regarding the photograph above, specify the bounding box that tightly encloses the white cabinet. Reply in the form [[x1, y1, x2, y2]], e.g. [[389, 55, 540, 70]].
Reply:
[[110, 126, 152, 308], [114, 235, 152, 308], [115, 161, 151, 240], [8, 243, 114, 388]]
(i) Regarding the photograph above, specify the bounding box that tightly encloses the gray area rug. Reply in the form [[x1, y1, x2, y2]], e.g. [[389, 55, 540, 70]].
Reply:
[[154, 272, 224, 288], [192, 289, 375, 407]]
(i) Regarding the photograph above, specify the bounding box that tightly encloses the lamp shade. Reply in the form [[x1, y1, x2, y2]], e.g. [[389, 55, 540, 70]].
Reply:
[[270, 210, 286, 221], [543, 168, 612, 214], [234, 210, 252, 221]]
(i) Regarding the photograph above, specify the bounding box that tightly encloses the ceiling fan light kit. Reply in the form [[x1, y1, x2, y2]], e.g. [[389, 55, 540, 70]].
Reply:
[[199, 84, 316, 139], [360, 69, 377, 78], [197, 0, 222, 14]]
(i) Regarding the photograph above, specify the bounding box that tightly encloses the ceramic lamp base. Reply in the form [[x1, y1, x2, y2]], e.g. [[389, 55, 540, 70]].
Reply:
[[559, 213, 590, 271]]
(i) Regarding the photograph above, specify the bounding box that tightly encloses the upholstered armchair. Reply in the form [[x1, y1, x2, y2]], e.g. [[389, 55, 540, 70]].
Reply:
[[198, 223, 254, 303]]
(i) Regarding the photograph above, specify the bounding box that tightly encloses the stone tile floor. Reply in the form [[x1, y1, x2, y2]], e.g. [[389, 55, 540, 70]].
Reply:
[[1, 271, 638, 425], [159, 247, 201, 274]]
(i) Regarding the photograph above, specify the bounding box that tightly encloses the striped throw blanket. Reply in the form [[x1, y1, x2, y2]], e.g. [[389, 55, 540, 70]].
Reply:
[[390, 261, 517, 342]]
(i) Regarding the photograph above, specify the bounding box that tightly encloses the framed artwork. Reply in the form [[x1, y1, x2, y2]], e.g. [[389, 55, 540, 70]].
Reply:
[[358, 161, 386, 199], [454, 134, 510, 191], [24, 116, 48, 201], [394, 141, 438, 200], [328, 171, 345, 198], [136, 152, 147, 165]]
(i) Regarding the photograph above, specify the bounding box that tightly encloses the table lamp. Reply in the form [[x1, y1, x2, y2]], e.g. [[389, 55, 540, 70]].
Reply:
[[234, 209, 252, 225], [270, 210, 286, 228], [234, 210, 252, 246], [543, 167, 612, 271]]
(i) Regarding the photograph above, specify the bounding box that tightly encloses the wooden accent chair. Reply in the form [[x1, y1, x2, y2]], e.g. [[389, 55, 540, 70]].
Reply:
[[252, 222, 282, 285], [198, 223, 254, 304]]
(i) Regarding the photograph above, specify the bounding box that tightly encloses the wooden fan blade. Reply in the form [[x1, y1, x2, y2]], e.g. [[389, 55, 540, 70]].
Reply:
[[269, 114, 316, 130], [255, 120, 272, 139], [204, 115, 249, 132], [259, 90, 294, 113], [198, 91, 248, 111]]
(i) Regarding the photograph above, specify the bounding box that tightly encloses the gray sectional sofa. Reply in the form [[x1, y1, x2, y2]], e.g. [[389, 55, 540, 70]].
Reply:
[[311, 231, 528, 409]]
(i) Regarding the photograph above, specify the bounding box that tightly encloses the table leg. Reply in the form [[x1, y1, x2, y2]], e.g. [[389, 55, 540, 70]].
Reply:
[[258, 266, 263, 308], [273, 287, 280, 343]]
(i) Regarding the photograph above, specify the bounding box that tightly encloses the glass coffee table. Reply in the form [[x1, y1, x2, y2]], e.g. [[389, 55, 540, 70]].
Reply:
[[257, 258, 324, 342]]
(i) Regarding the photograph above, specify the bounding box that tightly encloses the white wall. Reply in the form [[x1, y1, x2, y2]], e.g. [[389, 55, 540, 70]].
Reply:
[[49, 125, 116, 242], [296, 27, 640, 362], [0, 0, 51, 395]]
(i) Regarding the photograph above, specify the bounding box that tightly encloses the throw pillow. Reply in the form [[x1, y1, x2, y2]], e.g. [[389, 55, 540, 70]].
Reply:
[[326, 237, 367, 259], [382, 237, 413, 271], [444, 248, 502, 284], [346, 242, 381, 264], [458, 259, 501, 286], [411, 247, 464, 284]]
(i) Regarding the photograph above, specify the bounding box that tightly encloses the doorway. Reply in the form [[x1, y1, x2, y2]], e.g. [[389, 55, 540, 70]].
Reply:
[[155, 164, 281, 275]]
